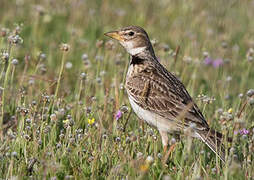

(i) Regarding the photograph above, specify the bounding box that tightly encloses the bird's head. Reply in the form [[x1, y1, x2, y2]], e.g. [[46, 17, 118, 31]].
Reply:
[[104, 26, 155, 57]]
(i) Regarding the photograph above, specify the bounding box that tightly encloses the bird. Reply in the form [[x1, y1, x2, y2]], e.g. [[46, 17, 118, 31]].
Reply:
[[104, 26, 230, 162]]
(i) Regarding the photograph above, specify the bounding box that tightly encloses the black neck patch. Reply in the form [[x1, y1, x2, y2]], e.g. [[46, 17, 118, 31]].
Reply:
[[130, 56, 144, 65]]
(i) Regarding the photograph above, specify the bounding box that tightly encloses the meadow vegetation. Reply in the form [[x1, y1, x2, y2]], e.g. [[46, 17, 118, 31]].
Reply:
[[0, 0, 254, 179]]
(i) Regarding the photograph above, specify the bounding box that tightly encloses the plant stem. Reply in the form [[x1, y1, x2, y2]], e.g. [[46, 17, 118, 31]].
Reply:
[[52, 52, 67, 111], [0, 44, 12, 138]]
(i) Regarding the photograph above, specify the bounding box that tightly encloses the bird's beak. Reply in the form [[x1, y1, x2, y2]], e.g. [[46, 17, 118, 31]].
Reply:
[[104, 31, 124, 41]]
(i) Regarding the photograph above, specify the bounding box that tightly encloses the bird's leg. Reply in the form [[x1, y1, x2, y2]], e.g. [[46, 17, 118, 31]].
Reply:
[[159, 130, 168, 154], [160, 130, 178, 165]]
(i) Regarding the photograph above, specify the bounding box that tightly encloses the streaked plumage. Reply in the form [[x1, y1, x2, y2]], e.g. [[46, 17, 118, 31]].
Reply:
[[105, 26, 230, 162]]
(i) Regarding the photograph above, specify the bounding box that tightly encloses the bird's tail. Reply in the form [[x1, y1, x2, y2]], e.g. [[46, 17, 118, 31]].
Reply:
[[197, 129, 232, 163]]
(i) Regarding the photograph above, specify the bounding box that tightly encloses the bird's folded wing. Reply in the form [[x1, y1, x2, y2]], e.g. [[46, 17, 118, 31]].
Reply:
[[126, 65, 209, 131]]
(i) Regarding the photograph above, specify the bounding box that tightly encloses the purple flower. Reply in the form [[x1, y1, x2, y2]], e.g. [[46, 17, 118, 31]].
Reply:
[[115, 110, 122, 121], [204, 57, 224, 68], [234, 128, 249, 135], [204, 57, 213, 65], [239, 128, 249, 135], [212, 58, 223, 68]]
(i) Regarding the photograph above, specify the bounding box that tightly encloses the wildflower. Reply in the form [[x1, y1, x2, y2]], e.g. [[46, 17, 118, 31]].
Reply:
[[91, 96, 97, 101], [8, 34, 23, 45], [246, 89, 254, 97], [204, 57, 213, 65], [140, 163, 149, 172], [151, 39, 158, 46], [228, 108, 233, 114], [249, 98, 254, 106], [11, 59, 19, 65], [246, 48, 253, 62], [50, 114, 57, 121], [235, 128, 249, 135], [238, 93, 243, 99], [119, 83, 124, 90], [115, 137, 121, 143], [80, 72, 86, 80], [204, 57, 223, 68], [24, 134, 31, 140], [96, 77, 102, 84], [211, 167, 217, 174], [102, 134, 107, 139], [212, 58, 223, 68], [203, 51, 209, 58], [11, 151, 18, 158], [1, 52, 9, 61], [81, 53, 88, 61], [39, 64, 47, 74], [39, 53, 47, 60], [115, 110, 122, 120], [137, 152, 143, 158], [63, 119, 69, 125], [196, 94, 215, 104], [26, 118, 31, 123], [87, 118, 95, 125], [28, 78, 35, 85], [240, 129, 249, 135], [153, 135, 157, 141], [226, 76, 232, 82], [56, 143, 62, 149], [59, 133, 65, 139], [146, 156, 154, 164], [170, 137, 176, 145], [65, 62, 72, 69], [60, 43, 70, 51]]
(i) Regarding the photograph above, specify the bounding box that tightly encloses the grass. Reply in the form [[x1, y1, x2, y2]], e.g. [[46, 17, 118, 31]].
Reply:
[[0, 0, 254, 179]]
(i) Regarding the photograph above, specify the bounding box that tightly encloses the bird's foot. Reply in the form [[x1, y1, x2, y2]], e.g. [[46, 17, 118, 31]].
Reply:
[[162, 143, 177, 165]]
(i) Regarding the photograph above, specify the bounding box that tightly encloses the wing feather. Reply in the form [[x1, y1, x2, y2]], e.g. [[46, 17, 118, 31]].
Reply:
[[125, 60, 209, 131]]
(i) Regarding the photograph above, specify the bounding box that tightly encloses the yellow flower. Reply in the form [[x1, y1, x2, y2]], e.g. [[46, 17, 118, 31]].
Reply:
[[88, 118, 95, 125], [63, 119, 69, 124], [140, 163, 149, 172], [228, 108, 233, 114]]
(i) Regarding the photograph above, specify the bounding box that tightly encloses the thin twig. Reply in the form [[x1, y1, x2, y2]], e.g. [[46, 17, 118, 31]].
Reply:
[[174, 45, 180, 65], [237, 94, 254, 118], [123, 109, 132, 133]]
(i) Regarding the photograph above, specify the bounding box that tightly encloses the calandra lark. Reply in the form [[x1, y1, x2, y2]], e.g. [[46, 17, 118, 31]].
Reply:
[[105, 26, 230, 162]]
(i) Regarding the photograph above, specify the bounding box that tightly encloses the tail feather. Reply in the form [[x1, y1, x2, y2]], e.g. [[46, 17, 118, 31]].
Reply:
[[197, 129, 230, 163]]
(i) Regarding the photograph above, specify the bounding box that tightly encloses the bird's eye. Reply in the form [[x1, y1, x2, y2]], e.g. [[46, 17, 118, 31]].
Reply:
[[128, 31, 134, 36]]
